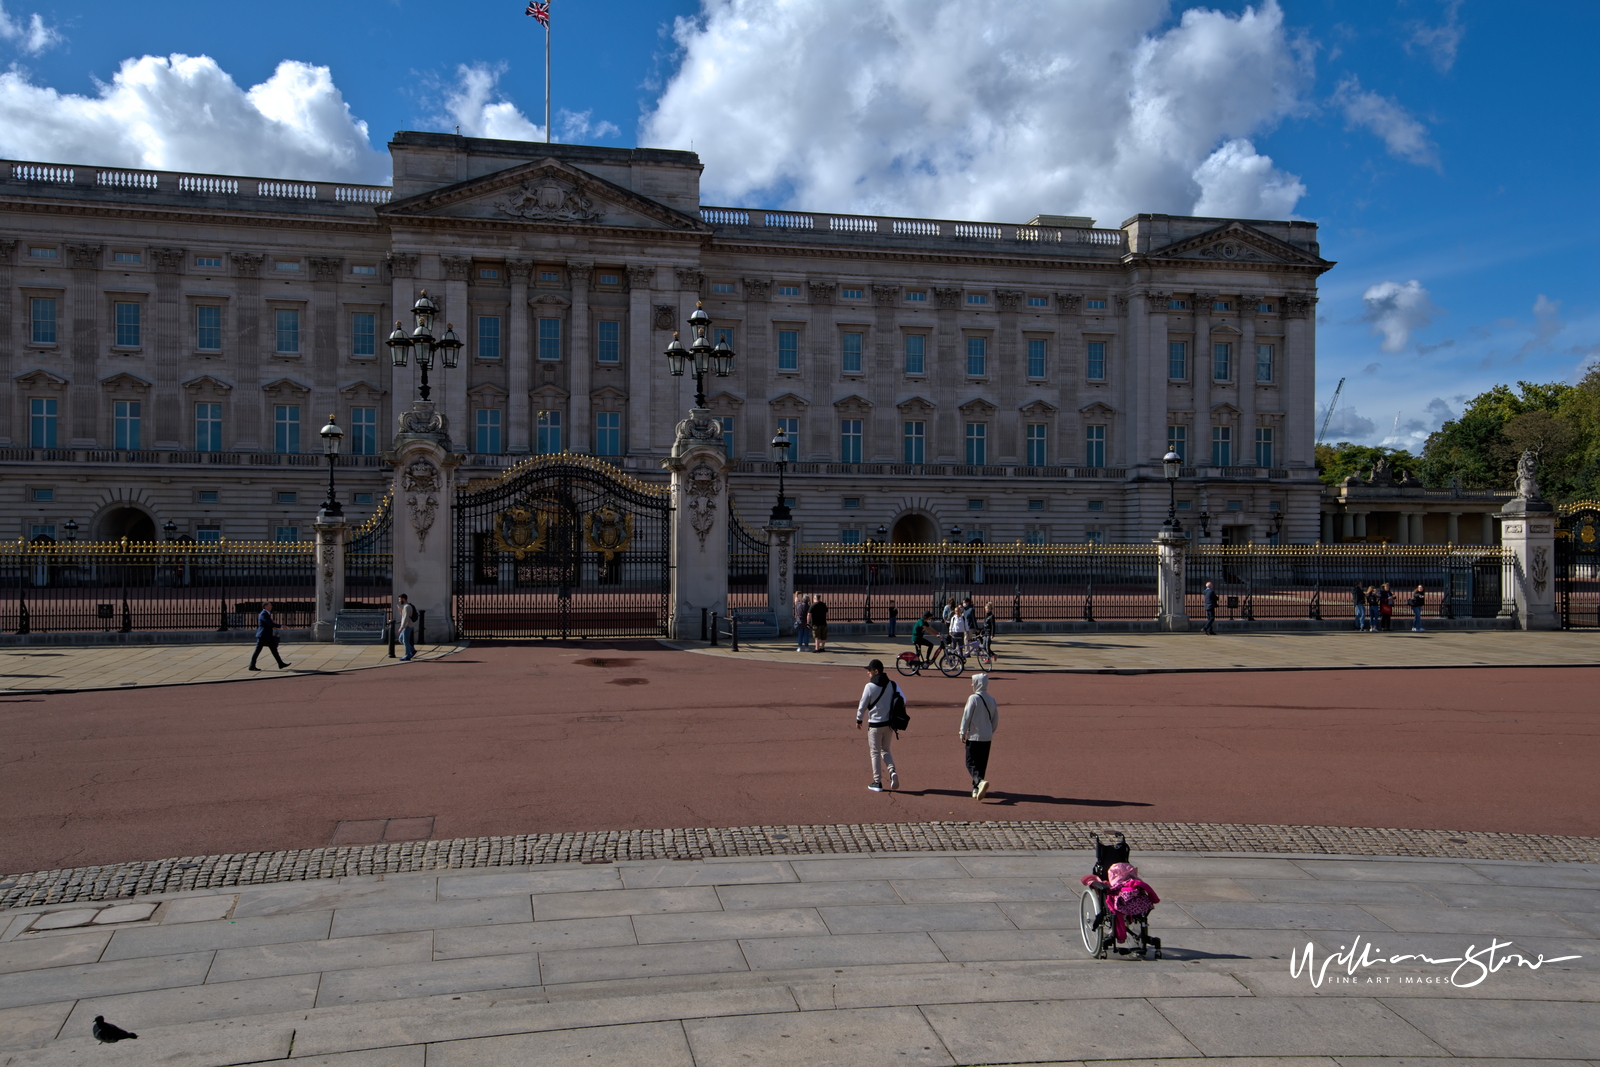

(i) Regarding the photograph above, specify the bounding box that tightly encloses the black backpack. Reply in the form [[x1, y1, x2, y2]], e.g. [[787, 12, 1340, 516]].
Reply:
[[870, 679, 911, 733]]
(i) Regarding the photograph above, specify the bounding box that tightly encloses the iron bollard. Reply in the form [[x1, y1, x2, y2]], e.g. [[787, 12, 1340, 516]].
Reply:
[[701, 607, 707, 642], [730, 615, 739, 652], [387, 616, 396, 658], [709, 612, 718, 647]]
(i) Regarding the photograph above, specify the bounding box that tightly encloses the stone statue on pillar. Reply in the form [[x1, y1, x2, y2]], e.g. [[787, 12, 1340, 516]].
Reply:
[[662, 409, 731, 639], [383, 402, 464, 642], [1498, 449, 1556, 630]]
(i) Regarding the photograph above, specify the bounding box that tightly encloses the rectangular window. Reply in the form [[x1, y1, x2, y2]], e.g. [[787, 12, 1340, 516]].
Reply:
[[714, 327, 733, 349], [1211, 426, 1232, 467], [274, 261, 299, 273], [32, 488, 52, 501], [840, 529, 862, 545], [777, 329, 799, 371], [1025, 527, 1047, 545], [840, 419, 863, 463], [775, 417, 798, 461], [841, 332, 863, 373], [1088, 500, 1104, 512], [196, 525, 222, 543], [114, 251, 140, 264], [30, 247, 57, 259], [344, 312, 374, 358], [843, 497, 860, 510], [1227, 499, 1244, 511], [198, 491, 219, 504], [777, 285, 801, 297], [597, 320, 621, 363], [1168, 341, 1187, 380], [277, 492, 298, 504], [351, 264, 376, 276], [114, 400, 141, 450], [536, 410, 562, 454], [1027, 339, 1047, 379], [1257, 302, 1275, 313], [965, 423, 986, 465], [195, 256, 222, 269], [714, 415, 732, 459], [196, 403, 222, 452], [1085, 298, 1106, 309], [475, 409, 503, 455], [599, 274, 618, 286], [1086, 340, 1106, 380], [1256, 343, 1274, 383], [196, 306, 222, 351], [478, 268, 499, 280], [1255, 427, 1274, 468], [538, 318, 561, 361], [1085, 529, 1105, 545], [1213, 342, 1232, 381], [595, 411, 623, 456], [842, 288, 863, 300], [711, 282, 735, 294], [1168, 299, 1187, 310], [115, 302, 140, 347], [274, 405, 301, 454], [275, 527, 299, 542], [1028, 499, 1045, 512], [540, 271, 561, 282], [966, 336, 987, 377], [904, 335, 925, 375], [31, 298, 57, 344], [353, 493, 373, 505], [967, 294, 987, 305], [1027, 295, 1048, 307], [968, 499, 985, 511], [1085, 424, 1106, 468], [476, 316, 501, 360], [905, 290, 927, 302], [1167, 424, 1186, 463], [351, 407, 376, 456], [1214, 300, 1232, 311], [29, 398, 58, 448], [903, 421, 925, 464], [1026, 423, 1047, 466], [28, 524, 55, 540], [275, 309, 300, 354]]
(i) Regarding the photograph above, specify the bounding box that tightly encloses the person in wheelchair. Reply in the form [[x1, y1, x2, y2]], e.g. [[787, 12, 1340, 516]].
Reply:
[[1079, 833, 1162, 959]]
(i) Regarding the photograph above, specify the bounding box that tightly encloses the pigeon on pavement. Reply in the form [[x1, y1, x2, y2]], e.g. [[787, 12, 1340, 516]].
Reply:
[[93, 1016, 138, 1042]]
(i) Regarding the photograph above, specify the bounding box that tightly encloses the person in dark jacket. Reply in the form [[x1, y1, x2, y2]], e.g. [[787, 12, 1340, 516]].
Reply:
[[248, 605, 290, 671], [811, 595, 830, 652], [1202, 581, 1219, 635], [1365, 586, 1381, 631], [1379, 583, 1395, 631], [887, 600, 899, 639], [1409, 584, 1426, 632], [1353, 583, 1367, 631], [981, 602, 997, 654]]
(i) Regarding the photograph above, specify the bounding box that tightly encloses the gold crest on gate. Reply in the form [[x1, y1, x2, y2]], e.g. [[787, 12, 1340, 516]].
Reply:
[[585, 498, 633, 563], [491, 505, 547, 559]]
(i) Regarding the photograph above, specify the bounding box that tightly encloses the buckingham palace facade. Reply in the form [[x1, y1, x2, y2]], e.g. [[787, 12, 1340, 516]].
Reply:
[[1, 132, 1332, 546]]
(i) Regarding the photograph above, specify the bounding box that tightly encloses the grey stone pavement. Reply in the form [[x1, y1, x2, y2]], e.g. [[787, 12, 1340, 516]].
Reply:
[[2, 850, 1595, 1065]]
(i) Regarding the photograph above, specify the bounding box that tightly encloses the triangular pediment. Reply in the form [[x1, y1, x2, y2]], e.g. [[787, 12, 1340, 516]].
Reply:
[[338, 378, 386, 400], [897, 395, 935, 415], [14, 368, 69, 388], [262, 376, 311, 397], [833, 393, 873, 414], [1080, 401, 1116, 417], [99, 371, 153, 391], [380, 159, 709, 234], [703, 389, 743, 410], [768, 392, 809, 413], [183, 374, 234, 393], [1148, 221, 1328, 267], [959, 397, 997, 417], [1020, 399, 1058, 417]]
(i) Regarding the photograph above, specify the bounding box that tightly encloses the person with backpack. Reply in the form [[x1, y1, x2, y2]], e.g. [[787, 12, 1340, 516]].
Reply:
[[958, 672, 998, 800], [856, 658, 904, 792], [811, 595, 830, 652], [1409, 584, 1426, 632], [1379, 583, 1395, 631]]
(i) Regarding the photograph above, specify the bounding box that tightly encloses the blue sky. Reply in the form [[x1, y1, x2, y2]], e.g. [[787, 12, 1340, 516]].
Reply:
[[2, 0, 1594, 453]]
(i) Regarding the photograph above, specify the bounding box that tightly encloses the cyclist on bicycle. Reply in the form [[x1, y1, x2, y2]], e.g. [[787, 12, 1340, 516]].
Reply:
[[912, 611, 936, 665]]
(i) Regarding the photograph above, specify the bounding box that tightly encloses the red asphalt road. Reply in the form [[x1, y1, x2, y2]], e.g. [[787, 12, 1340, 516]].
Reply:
[[2, 643, 1597, 874]]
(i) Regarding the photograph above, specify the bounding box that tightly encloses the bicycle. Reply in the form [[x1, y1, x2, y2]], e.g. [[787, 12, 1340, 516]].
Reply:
[[937, 633, 993, 677], [896, 639, 940, 677]]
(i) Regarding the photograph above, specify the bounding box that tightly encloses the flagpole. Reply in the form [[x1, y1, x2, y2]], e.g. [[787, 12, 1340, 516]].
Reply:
[[544, 20, 551, 143]]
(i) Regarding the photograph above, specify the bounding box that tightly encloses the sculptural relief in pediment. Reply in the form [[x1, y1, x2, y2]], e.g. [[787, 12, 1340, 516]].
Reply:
[[494, 176, 605, 223]]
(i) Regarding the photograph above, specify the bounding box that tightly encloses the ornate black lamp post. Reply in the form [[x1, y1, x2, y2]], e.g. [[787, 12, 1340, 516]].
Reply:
[[162, 519, 178, 541], [863, 522, 888, 623], [319, 414, 344, 518], [1161, 450, 1184, 534], [665, 302, 735, 409], [63, 518, 78, 542], [770, 428, 792, 524], [385, 291, 463, 402]]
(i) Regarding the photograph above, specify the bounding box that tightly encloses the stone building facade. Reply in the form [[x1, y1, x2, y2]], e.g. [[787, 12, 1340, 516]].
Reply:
[[2, 133, 1333, 546]]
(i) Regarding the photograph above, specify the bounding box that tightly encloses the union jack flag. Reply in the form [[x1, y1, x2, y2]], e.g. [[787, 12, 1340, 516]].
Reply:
[[525, 1, 549, 27]]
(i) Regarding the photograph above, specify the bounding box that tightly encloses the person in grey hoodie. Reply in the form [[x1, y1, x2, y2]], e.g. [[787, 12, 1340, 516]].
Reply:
[[958, 672, 998, 800]]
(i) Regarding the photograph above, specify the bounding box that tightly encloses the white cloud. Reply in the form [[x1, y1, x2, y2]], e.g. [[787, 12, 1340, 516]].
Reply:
[[1332, 75, 1438, 169], [1362, 279, 1440, 353], [1425, 396, 1456, 424], [1319, 402, 1377, 442], [1516, 294, 1562, 360], [0, 54, 388, 182], [642, 0, 1312, 221], [0, 1, 61, 54], [1407, 0, 1463, 73], [438, 63, 546, 141]]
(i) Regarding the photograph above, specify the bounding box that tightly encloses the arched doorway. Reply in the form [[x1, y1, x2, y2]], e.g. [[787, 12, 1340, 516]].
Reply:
[[891, 512, 937, 544], [98, 506, 156, 542]]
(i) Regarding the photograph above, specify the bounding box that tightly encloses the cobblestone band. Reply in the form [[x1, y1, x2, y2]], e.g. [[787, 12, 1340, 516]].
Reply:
[[4, 821, 1595, 910]]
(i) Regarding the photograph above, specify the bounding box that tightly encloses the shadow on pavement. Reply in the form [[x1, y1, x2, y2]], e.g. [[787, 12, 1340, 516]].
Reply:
[[907, 789, 1153, 808]]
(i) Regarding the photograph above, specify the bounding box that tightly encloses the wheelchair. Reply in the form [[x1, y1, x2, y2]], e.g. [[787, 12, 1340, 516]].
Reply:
[[1078, 831, 1162, 960]]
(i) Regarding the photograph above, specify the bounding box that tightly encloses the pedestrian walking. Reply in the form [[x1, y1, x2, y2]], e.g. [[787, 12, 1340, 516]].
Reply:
[[949, 595, 971, 651], [811, 595, 830, 652], [1379, 583, 1395, 631], [794, 592, 811, 651], [958, 672, 998, 800], [856, 658, 899, 791], [396, 593, 418, 660], [1202, 581, 1218, 635], [941, 598, 955, 627], [981, 602, 997, 654], [1352, 583, 1366, 631], [1365, 586, 1380, 632], [887, 600, 899, 639], [1409, 584, 1426, 632], [248, 603, 290, 671]]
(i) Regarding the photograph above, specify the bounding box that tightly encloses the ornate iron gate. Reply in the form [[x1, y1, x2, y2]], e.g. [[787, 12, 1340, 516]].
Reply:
[[344, 492, 393, 612], [453, 454, 671, 638], [728, 505, 768, 610], [1556, 503, 1600, 629]]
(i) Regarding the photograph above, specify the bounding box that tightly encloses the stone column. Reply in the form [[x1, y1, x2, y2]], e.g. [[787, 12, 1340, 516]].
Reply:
[[1155, 526, 1190, 631], [1191, 293, 1213, 469], [1411, 513, 1426, 544], [1499, 499, 1557, 630], [1447, 511, 1460, 544], [0, 241, 12, 444], [1394, 512, 1409, 545], [1322, 512, 1334, 543], [1354, 512, 1367, 539], [507, 260, 533, 452], [765, 521, 796, 635], [933, 286, 960, 461], [385, 404, 464, 642], [627, 265, 657, 459], [1482, 513, 1494, 544], [312, 510, 347, 641], [1238, 302, 1257, 467], [568, 261, 594, 453], [440, 257, 471, 454], [870, 285, 899, 462], [151, 248, 185, 448], [1341, 511, 1354, 539], [309, 256, 343, 435], [66, 244, 103, 444], [386, 252, 420, 446], [662, 409, 731, 639]]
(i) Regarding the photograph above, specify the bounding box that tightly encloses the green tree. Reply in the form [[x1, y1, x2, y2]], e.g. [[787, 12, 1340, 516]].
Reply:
[[1316, 442, 1417, 486], [1419, 379, 1594, 498]]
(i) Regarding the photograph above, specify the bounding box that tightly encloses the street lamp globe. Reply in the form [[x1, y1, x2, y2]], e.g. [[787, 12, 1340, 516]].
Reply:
[[1161, 449, 1184, 532], [319, 414, 345, 518], [162, 518, 178, 540], [664, 333, 688, 376], [1163, 450, 1182, 479], [770, 428, 792, 523]]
